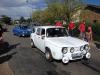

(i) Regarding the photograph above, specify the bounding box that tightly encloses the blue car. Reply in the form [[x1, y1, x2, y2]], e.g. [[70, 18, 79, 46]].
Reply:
[[13, 25, 32, 37]]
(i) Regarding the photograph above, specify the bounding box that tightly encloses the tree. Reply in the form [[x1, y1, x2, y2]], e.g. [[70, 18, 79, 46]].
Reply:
[[32, 10, 43, 22], [1, 15, 12, 24], [26, 18, 32, 23], [32, 0, 85, 24], [45, 0, 84, 22], [19, 16, 26, 24]]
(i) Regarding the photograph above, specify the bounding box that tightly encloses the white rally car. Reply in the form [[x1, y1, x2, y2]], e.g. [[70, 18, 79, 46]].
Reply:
[[30, 26, 91, 64]]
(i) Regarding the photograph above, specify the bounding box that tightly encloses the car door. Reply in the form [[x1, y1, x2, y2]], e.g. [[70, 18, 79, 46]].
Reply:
[[17, 26, 22, 36], [38, 28, 45, 52], [34, 28, 41, 48], [15, 26, 20, 35]]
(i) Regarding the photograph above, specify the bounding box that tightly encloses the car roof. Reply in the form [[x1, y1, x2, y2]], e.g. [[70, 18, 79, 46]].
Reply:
[[36, 26, 65, 29]]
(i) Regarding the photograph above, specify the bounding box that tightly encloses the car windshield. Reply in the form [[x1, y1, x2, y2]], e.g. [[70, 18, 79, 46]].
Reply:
[[46, 28, 68, 37], [20, 26, 29, 29]]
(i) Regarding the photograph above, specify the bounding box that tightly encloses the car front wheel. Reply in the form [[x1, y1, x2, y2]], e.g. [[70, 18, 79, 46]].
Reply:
[[45, 49, 53, 62]]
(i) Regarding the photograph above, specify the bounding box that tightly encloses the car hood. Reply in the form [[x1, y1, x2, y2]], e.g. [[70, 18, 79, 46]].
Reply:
[[47, 36, 88, 47]]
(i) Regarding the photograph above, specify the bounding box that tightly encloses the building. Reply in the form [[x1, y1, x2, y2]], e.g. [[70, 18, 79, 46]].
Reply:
[[82, 4, 100, 23], [72, 10, 82, 22]]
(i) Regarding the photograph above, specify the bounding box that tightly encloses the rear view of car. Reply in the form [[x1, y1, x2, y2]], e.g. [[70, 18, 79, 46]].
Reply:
[[13, 25, 32, 37]]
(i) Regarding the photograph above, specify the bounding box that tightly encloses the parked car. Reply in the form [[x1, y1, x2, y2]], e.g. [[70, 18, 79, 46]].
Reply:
[[30, 26, 91, 64], [13, 25, 32, 37]]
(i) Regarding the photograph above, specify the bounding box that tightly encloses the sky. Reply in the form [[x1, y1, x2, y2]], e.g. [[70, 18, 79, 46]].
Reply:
[[0, 0, 99, 19], [0, 0, 46, 19], [84, 0, 100, 6]]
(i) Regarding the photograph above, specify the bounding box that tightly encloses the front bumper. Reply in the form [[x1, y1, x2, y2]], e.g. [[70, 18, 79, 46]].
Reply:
[[21, 32, 31, 37], [62, 52, 91, 64]]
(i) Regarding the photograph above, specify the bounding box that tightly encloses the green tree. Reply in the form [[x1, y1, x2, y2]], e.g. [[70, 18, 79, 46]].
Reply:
[[32, 10, 42, 22], [19, 16, 26, 24], [1, 15, 12, 24], [26, 18, 32, 23], [46, 0, 84, 22], [32, 0, 85, 24]]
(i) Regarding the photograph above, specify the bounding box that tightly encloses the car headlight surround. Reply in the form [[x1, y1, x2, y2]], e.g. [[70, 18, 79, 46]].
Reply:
[[80, 46, 84, 51], [62, 47, 68, 54], [70, 47, 75, 53], [84, 44, 89, 51]]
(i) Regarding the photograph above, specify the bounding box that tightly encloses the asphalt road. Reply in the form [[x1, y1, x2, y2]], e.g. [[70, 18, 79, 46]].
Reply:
[[1, 25, 100, 75]]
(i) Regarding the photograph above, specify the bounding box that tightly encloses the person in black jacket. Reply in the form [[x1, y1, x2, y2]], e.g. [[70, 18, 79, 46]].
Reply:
[[0, 24, 3, 37]]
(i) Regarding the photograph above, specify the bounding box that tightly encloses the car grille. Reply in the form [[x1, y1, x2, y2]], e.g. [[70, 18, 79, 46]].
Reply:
[[72, 53, 83, 59], [74, 47, 80, 52]]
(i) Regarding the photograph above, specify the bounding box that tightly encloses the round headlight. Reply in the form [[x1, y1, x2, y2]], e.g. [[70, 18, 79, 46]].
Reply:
[[80, 46, 84, 51], [70, 47, 75, 53], [84, 44, 89, 51], [62, 47, 68, 54]]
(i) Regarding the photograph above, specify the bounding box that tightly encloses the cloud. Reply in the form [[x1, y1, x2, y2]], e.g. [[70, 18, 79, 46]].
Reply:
[[0, 0, 46, 19], [0, 0, 41, 7], [0, 6, 37, 19]]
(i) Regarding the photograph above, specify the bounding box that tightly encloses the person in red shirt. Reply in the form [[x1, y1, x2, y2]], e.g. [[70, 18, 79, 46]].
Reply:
[[55, 21, 63, 27], [68, 21, 75, 36], [79, 21, 86, 39], [47, 22, 51, 26]]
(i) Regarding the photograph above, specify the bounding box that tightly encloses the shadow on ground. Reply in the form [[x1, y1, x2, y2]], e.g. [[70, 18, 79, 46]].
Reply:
[[0, 52, 17, 64], [0, 43, 20, 55], [0, 43, 20, 64], [95, 43, 100, 49], [81, 58, 100, 73]]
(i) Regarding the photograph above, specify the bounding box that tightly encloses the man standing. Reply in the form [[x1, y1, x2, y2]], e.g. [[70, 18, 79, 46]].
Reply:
[[68, 21, 75, 36], [55, 20, 63, 27], [0, 24, 3, 41], [79, 21, 86, 39], [0, 25, 3, 36]]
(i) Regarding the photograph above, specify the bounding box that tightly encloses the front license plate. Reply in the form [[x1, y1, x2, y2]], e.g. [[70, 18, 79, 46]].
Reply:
[[72, 53, 82, 59]]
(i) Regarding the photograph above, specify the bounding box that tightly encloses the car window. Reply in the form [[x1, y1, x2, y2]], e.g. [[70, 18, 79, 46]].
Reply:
[[21, 26, 28, 29], [46, 28, 68, 37], [36, 28, 41, 35], [41, 29, 45, 35], [33, 28, 35, 33]]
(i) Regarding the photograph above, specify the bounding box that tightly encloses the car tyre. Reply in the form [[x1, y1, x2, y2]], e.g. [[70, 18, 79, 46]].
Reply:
[[18, 34, 21, 37], [13, 33, 16, 35], [45, 49, 53, 62], [31, 40, 35, 48]]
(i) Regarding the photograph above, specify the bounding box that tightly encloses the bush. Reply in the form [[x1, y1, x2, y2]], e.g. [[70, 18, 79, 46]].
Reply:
[[74, 22, 80, 37], [92, 22, 100, 42]]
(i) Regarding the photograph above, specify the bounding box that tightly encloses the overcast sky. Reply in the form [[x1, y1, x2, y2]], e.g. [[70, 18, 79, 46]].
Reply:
[[0, 0, 99, 19], [0, 0, 46, 19]]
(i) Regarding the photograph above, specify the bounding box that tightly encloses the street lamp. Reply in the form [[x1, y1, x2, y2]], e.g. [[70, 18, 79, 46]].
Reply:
[[26, 0, 33, 23]]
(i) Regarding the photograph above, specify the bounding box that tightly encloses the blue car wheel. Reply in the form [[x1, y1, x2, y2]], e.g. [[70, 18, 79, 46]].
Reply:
[[22, 34, 25, 37]]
